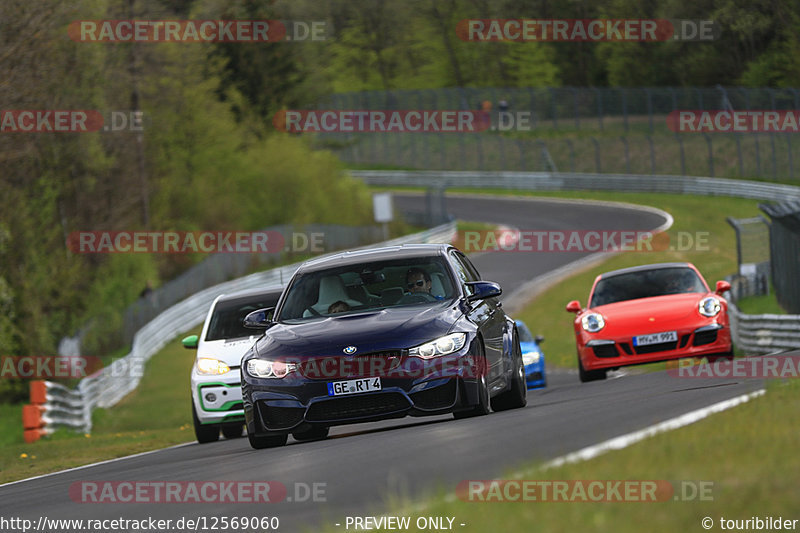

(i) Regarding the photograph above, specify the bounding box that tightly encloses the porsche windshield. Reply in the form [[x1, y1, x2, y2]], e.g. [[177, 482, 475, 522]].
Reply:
[[278, 257, 456, 322], [590, 267, 706, 307]]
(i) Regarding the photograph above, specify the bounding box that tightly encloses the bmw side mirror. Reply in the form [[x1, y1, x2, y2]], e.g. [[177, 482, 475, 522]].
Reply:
[[715, 280, 731, 295], [535, 335, 545, 344], [181, 335, 198, 349], [244, 307, 275, 329], [566, 300, 582, 313], [465, 281, 502, 302]]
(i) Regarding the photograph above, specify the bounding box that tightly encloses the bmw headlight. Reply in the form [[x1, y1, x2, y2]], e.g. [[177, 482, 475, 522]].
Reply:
[[699, 297, 721, 317], [245, 359, 297, 379], [581, 313, 606, 333], [409, 333, 467, 359], [196, 358, 230, 375], [522, 351, 541, 366]]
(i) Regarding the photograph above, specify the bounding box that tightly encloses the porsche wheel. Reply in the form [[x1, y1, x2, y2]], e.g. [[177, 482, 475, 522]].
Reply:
[[578, 354, 606, 383]]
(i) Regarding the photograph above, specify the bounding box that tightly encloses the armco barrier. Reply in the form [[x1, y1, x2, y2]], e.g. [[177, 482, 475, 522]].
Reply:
[[350, 170, 800, 202], [352, 170, 800, 356], [728, 304, 800, 355], [22, 222, 457, 441]]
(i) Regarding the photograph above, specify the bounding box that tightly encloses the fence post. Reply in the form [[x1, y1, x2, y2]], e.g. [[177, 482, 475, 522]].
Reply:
[[439, 133, 447, 170], [566, 139, 575, 172], [498, 135, 507, 170], [675, 134, 686, 176], [622, 88, 629, 132], [549, 88, 558, 129], [703, 133, 714, 177], [646, 88, 653, 134], [572, 87, 580, 129], [754, 133, 762, 177], [736, 134, 744, 176], [769, 133, 777, 179], [591, 137, 601, 173], [476, 134, 485, 170], [527, 87, 538, 129], [593, 87, 603, 130], [621, 136, 630, 174], [647, 135, 655, 175]]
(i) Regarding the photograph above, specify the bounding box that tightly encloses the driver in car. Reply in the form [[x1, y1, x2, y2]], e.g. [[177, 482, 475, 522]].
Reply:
[[405, 268, 444, 300]]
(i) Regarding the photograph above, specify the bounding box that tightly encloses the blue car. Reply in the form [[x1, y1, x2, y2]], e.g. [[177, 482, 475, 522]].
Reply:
[[240, 244, 528, 449], [515, 320, 546, 389]]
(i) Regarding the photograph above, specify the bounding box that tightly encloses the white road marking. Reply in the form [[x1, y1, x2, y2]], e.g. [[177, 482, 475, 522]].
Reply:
[[387, 388, 766, 514], [540, 388, 765, 470]]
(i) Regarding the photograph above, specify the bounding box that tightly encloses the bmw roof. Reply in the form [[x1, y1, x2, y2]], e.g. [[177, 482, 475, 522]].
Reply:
[[296, 243, 455, 272]]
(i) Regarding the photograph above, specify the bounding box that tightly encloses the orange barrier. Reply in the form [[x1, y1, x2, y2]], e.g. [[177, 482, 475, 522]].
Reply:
[[22, 380, 47, 443]]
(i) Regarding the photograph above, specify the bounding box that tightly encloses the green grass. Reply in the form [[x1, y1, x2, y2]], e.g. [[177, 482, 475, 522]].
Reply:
[[0, 329, 198, 484], [735, 291, 786, 315]]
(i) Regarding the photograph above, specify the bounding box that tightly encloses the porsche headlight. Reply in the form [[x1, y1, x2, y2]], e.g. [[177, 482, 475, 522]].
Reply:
[[699, 297, 721, 317], [245, 359, 297, 379], [196, 358, 230, 375], [409, 333, 467, 359], [581, 313, 606, 333], [522, 351, 541, 366]]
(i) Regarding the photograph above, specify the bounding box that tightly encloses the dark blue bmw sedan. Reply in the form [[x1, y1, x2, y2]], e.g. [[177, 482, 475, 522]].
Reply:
[[240, 244, 527, 449]]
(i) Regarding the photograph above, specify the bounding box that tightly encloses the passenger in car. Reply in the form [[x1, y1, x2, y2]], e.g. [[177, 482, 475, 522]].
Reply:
[[327, 300, 351, 314]]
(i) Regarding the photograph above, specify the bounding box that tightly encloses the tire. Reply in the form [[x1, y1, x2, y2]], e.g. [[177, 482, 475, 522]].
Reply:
[[221, 423, 244, 439], [192, 403, 220, 443], [247, 431, 288, 449], [578, 354, 607, 383], [491, 330, 527, 411], [292, 426, 330, 441], [454, 341, 491, 419]]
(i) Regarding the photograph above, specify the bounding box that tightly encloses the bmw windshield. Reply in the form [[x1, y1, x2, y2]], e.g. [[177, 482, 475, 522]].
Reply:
[[277, 257, 457, 322]]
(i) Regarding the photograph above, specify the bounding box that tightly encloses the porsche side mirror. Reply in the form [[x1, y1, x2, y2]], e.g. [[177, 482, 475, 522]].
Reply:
[[566, 300, 582, 313], [244, 307, 275, 329], [534, 335, 545, 344], [715, 280, 731, 295]]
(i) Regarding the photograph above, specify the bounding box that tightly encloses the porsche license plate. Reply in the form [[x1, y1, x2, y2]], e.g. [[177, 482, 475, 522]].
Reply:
[[327, 377, 382, 397], [633, 330, 678, 346]]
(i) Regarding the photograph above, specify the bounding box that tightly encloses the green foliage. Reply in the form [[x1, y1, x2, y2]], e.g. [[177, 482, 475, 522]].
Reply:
[[80, 254, 160, 355], [0, 0, 373, 371]]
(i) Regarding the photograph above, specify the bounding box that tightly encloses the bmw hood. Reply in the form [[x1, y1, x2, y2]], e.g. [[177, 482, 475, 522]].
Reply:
[[197, 336, 261, 367], [254, 302, 463, 358]]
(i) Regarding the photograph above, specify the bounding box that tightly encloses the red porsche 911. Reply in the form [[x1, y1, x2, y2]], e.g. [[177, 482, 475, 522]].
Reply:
[[566, 262, 733, 382]]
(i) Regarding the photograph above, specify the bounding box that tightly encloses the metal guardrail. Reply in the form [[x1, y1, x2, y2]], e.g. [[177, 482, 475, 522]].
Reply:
[[22, 222, 457, 442], [350, 170, 800, 202], [353, 169, 800, 356], [728, 303, 800, 355]]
